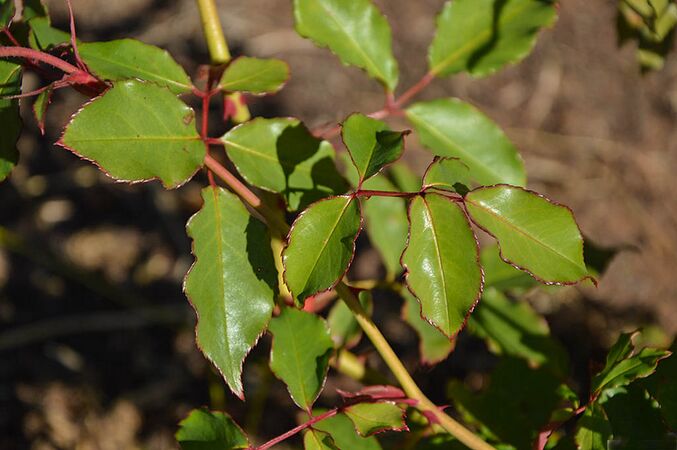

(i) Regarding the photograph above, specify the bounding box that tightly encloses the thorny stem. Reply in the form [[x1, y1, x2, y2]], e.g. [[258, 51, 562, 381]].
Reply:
[[0, 46, 89, 77]]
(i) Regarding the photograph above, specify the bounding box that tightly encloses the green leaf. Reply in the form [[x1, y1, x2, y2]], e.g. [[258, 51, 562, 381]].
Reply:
[[574, 403, 611, 450], [341, 156, 409, 279], [401, 290, 454, 365], [219, 56, 289, 95], [293, 0, 399, 91], [1, 0, 15, 28], [221, 117, 348, 211], [304, 429, 339, 450], [27, 16, 70, 50], [428, 0, 557, 77], [79, 39, 193, 94], [481, 244, 537, 291], [313, 411, 382, 450], [402, 193, 482, 338], [0, 59, 21, 182], [642, 341, 677, 429], [33, 85, 52, 134], [406, 99, 525, 186], [21, 0, 47, 22], [422, 157, 472, 193], [344, 402, 407, 436], [60, 80, 204, 189], [468, 288, 569, 376], [389, 161, 420, 192], [269, 308, 334, 410], [449, 357, 568, 449], [184, 188, 277, 398], [602, 384, 669, 443], [176, 409, 248, 450], [342, 113, 406, 184], [328, 290, 371, 349], [465, 185, 590, 284], [591, 332, 671, 395], [283, 195, 361, 302]]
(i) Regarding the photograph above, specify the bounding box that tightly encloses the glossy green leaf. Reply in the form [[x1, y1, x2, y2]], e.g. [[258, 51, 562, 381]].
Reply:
[[313, 411, 382, 450], [574, 403, 611, 450], [406, 99, 525, 186], [428, 0, 557, 77], [344, 402, 406, 436], [61, 80, 204, 188], [293, 0, 398, 91], [0, 60, 21, 182], [591, 332, 670, 395], [422, 157, 472, 193], [465, 185, 590, 284], [481, 244, 537, 291], [304, 429, 339, 450], [222, 117, 347, 211], [342, 113, 406, 184], [449, 357, 567, 449], [27, 17, 70, 50], [468, 288, 568, 375], [176, 409, 248, 450], [79, 39, 192, 94], [184, 188, 277, 398], [283, 195, 361, 302], [642, 341, 677, 429], [269, 308, 333, 410], [402, 193, 482, 338], [33, 86, 52, 134], [219, 56, 289, 95], [1, 0, 15, 28], [401, 290, 453, 365], [328, 290, 371, 349], [342, 157, 408, 279]]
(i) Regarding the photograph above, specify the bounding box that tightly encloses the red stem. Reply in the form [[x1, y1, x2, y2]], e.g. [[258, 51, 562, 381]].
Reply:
[[0, 46, 81, 74], [395, 72, 435, 107], [254, 408, 339, 450]]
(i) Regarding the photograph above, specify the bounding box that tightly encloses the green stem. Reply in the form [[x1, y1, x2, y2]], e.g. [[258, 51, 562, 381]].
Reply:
[[195, 0, 231, 64]]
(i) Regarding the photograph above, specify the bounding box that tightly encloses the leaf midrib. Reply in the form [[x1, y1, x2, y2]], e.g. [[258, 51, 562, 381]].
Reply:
[[281, 311, 312, 408]]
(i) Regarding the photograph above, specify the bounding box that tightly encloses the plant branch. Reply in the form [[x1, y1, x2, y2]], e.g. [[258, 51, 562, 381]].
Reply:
[[195, 0, 231, 64], [0, 46, 81, 75], [395, 72, 435, 107], [254, 408, 339, 450]]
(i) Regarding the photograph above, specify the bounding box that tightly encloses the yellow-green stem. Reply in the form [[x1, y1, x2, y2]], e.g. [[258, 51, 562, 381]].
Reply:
[[196, 0, 231, 64]]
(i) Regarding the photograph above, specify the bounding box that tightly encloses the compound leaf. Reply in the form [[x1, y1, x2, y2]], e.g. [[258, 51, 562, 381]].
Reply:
[[184, 188, 277, 398], [269, 308, 333, 411], [574, 403, 611, 450], [401, 290, 454, 365], [344, 402, 407, 436], [219, 56, 289, 95], [406, 99, 525, 186], [465, 185, 590, 284], [342, 113, 406, 184], [176, 409, 248, 450], [79, 39, 193, 94], [402, 193, 482, 338], [429, 0, 557, 77], [293, 0, 398, 91], [221, 117, 347, 211], [283, 195, 361, 302], [304, 429, 339, 450], [0, 60, 21, 182], [60, 80, 204, 188], [313, 411, 382, 450]]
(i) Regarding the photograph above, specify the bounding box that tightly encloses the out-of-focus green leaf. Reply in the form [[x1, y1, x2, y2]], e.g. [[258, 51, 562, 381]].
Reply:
[[1, 0, 15, 28], [428, 0, 557, 77], [60, 80, 204, 188], [21, 0, 47, 21], [344, 402, 407, 436], [341, 113, 406, 184], [642, 341, 677, 429], [0, 60, 21, 182], [221, 117, 347, 211], [328, 290, 371, 349], [449, 357, 568, 449], [313, 411, 382, 450], [176, 409, 248, 450], [601, 384, 669, 444], [219, 56, 289, 95], [416, 435, 468, 450], [304, 429, 339, 450], [481, 244, 537, 291], [406, 99, 525, 186], [422, 157, 472, 194], [269, 308, 333, 410], [401, 290, 454, 365], [27, 16, 69, 50], [574, 403, 612, 450], [402, 193, 482, 338], [388, 161, 420, 192], [283, 195, 361, 302], [184, 188, 277, 398], [293, 0, 398, 90], [466, 185, 590, 284], [468, 288, 569, 376], [78, 39, 192, 94]]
